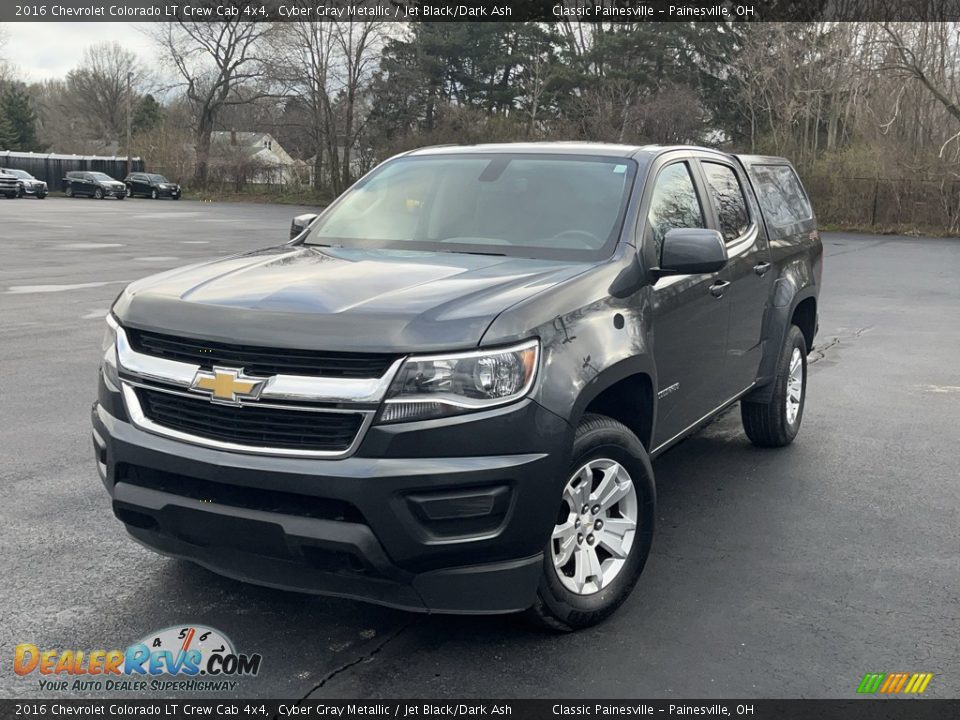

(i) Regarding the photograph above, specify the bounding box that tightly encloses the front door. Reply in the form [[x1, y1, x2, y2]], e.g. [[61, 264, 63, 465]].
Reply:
[[697, 159, 773, 397], [643, 160, 732, 449]]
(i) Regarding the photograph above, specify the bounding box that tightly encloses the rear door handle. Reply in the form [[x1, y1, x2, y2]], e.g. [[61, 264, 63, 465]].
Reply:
[[710, 280, 730, 298], [753, 261, 771, 277]]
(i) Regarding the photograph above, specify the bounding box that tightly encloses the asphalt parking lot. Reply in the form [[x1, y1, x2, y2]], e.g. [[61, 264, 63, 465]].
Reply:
[[1, 196, 958, 700]]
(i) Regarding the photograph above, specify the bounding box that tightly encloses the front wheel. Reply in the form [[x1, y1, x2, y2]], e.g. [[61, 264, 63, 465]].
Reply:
[[37, 192, 47, 199], [741, 325, 807, 447], [151, 188, 158, 199], [126, 186, 132, 198], [65, 186, 74, 198], [528, 414, 655, 632], [94, 188, 104, 200], [16, 184, 23, 198]]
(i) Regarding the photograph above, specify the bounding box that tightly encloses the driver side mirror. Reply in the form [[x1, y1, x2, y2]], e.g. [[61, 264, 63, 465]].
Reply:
[[654, 229, 727, 276], [290, 213, 318, 240]]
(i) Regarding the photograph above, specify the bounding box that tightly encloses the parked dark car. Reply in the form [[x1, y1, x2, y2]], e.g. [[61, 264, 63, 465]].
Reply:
[[124, 172, 181, 200], [0, 168, 47, 198], [63, 171, 127, 199], [0, 170, 19, 198], [94, 143, 822, 631]]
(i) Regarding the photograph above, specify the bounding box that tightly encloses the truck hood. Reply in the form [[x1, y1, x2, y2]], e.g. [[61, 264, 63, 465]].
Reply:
[[114, 245, 590, 352]]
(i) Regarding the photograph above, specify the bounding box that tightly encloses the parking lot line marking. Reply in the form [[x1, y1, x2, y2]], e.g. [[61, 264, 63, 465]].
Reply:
[[4, 281, 128, 294], [136, 257, 180, 261], [59, 243, 124, 249]]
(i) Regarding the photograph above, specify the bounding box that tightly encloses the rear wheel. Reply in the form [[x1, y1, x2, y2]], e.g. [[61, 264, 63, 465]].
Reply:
[[528, 414, 655, 632], [741, 325, 807, 447]]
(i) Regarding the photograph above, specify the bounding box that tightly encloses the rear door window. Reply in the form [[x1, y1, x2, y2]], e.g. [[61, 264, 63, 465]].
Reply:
[[748, 164, 812, 229], [702, 162, 751, 243]]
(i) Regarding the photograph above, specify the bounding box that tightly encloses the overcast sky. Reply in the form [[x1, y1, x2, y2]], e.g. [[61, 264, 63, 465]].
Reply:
[[3, 22, 159, 82]]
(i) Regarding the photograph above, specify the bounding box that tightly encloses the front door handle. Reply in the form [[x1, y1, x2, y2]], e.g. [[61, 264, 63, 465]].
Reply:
[[710, 280, 730, 298], [753, 261, 771, 277]]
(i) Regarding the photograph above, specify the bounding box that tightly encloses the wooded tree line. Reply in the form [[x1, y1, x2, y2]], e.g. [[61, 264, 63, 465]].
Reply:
[[3, 21, 960, 227]]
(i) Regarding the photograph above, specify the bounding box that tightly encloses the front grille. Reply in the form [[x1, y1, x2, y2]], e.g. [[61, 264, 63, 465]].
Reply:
[[136, 388, 364, 452], [126, 328, 397, 379]]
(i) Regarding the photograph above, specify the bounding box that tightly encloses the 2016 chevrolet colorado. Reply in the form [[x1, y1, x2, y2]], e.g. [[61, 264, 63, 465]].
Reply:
[[93, 144, 822, 630]]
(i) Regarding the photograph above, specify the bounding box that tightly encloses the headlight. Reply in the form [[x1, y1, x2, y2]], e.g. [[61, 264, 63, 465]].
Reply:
[[379, 339, 539, 423], [101, 314, 121, 391]]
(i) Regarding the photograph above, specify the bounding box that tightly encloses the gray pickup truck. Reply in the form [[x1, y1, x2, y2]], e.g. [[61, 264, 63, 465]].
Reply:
[[94, 143, 821, 630]]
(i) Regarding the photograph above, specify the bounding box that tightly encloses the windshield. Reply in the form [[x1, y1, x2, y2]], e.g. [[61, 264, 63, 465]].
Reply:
[[90, 172, 113, 181], [304, 154, 638, 260], [5, 169, 31, 179], [148, 174, 169, 183]]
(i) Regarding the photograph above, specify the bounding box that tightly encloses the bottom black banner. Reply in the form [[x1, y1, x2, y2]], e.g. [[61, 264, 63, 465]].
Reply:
[[1, 700, 956, 720]]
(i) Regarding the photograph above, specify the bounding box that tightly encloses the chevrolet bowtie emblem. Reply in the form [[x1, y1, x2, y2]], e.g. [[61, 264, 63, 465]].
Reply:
[[190, 367, 267, 405]]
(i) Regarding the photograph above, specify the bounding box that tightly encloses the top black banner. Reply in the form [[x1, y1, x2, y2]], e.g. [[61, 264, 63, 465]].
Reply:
[[4, 0, 960, 22]]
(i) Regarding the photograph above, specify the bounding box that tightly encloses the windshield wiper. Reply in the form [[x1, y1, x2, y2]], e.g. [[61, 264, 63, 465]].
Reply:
[[438, 249, 506, 257]]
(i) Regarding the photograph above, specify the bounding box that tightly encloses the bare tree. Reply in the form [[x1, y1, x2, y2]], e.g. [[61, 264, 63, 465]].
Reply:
[[66, 42, 151, 147], [268, 18, 336, 190], [327, 21, 386, 193], [879, 22, 960, 124], [151, 14, 273, 185]]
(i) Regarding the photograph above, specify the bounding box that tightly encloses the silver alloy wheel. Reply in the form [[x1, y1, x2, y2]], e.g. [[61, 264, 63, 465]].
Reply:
[[551, 458, 638, 595], [786, 347, 803, 425]]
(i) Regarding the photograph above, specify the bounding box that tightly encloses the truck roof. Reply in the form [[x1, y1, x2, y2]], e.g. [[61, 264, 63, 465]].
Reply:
[[405, 142, 793, 167]]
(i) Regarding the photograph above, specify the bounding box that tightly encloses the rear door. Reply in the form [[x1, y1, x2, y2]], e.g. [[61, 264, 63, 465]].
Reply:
[[695, 157, 773, 397]]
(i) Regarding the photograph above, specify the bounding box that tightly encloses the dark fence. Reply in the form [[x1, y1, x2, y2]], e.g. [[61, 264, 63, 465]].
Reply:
[[804, 175, 960, 234], [0, 151, 144, 190]]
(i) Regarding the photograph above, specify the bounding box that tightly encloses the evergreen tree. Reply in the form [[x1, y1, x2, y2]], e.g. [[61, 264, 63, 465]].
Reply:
[[132, 94, 164, 135], [1, 83, 42, 151]]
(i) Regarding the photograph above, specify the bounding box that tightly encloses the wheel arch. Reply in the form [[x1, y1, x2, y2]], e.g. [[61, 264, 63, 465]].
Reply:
[[568, 357, 657, 451]]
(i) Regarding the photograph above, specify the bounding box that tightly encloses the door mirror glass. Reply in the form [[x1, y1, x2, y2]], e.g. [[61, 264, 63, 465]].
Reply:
[[656, 228, 727, 276], [290, 213, 318, 240]]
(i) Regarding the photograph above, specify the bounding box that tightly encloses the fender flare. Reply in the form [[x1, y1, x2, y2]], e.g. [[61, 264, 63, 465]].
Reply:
[[567, 355, 658, 449], [747, 285, 817, 403]]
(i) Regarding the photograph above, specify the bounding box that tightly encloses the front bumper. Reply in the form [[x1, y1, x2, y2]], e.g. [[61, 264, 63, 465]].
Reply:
[[92, 384, 571, 614]]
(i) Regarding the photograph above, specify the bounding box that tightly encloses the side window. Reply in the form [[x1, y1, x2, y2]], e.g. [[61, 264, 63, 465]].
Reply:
[[749, 164, 812, 229], [646, 162, 705, 258], [702, 162, 750, 243]]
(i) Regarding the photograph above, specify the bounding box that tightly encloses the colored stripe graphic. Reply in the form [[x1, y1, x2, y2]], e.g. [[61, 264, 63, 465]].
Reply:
[[857, 673, 885, 693], [857, 672, 932, 694]]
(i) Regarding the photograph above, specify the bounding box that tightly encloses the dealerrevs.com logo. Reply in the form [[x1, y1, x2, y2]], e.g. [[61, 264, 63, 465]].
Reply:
[[14, 625, 262, 693]]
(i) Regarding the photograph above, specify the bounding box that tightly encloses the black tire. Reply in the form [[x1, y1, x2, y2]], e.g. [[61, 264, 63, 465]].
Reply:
[[37, 192, 47, 199], [527, 414, 656, 632], [126, 185, 132, 198], [118, 194, 126, 200], [741, 325, 808, 447], [16, 184, 23, 198], [173, 193, 180, 200], [65, 186, 74, 198], [94, 188, 104, 200], [151, 188, 158, 199]]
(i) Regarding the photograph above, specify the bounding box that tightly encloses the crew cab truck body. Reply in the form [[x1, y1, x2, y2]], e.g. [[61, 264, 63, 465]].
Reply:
[[93, 144, 821, 630]]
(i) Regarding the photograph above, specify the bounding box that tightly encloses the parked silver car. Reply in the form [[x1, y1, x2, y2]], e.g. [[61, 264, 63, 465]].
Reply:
[[1, 168, 48, 199]]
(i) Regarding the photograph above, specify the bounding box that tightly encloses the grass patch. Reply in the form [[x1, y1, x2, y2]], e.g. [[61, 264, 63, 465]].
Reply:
[[818, 222, 959, 238], [182, 186, 332, 208]]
